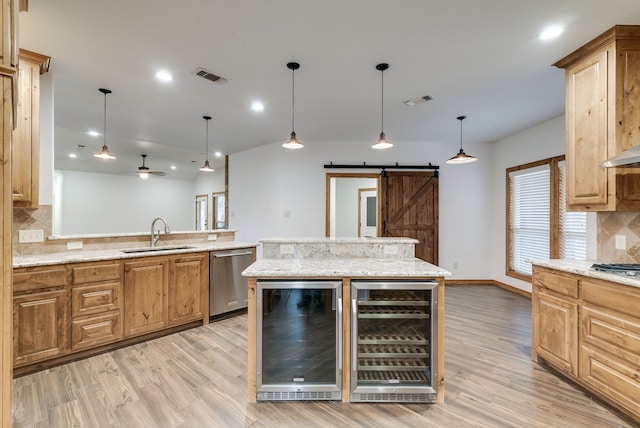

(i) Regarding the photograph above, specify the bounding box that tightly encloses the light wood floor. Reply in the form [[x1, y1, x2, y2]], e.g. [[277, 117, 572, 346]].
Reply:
[[11, 285, 636, 427]]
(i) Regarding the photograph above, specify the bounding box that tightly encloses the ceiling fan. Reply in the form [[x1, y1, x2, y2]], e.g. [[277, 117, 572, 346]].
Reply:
[[137, 154, 166, 179]]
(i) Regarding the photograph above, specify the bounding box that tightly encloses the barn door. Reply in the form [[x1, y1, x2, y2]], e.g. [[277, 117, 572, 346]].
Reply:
[[380, 171, 439, 264]]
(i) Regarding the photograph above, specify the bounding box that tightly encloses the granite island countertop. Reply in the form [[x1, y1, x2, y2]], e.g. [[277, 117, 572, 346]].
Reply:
[[13, 241, 257, 268], [530, 259, 640, 289], [242, 257, 451, 278]]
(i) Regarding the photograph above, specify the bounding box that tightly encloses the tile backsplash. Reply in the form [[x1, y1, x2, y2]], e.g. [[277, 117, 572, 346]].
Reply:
[[597, 212, 640, 263]]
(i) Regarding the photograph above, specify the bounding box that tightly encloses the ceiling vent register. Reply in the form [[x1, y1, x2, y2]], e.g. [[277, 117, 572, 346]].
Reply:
[[192, 67, 228, 84]]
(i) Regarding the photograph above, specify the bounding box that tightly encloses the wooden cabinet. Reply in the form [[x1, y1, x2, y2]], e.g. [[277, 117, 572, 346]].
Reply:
[[12, 251, 209, 372], [532, 266, 640, 421], [123, 257, 169, 337], [12, 49, 50, 208], [554, 25, 640, 211], [531, 268, 578, 376], [12, 266, 70, 366], [70, 261, 123, 351], [168, 253, 208, 326]]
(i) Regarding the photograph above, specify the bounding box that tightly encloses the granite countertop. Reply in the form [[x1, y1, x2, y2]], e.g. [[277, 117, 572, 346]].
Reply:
[[13, 241, 257, 268], [242, 258, 451, 278], [530, 259, 640, 289]]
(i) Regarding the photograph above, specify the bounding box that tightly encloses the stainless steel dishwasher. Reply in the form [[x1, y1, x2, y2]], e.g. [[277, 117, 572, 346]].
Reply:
[[209, 248, 255, 317]]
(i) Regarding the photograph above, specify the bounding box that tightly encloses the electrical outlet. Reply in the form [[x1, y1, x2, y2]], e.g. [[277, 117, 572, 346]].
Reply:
[[18, 229, 44, 243], [67, 241, 83, 250], [383, 245, 398, 255], [208, 234, 217, 241], [615, 235, 627, 250], [280, 244, 294, 254], [283, 210, 291, 218]]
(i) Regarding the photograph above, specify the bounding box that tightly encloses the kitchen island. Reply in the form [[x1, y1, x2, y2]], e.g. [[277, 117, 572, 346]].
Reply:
[[243, 237, 450, 404]]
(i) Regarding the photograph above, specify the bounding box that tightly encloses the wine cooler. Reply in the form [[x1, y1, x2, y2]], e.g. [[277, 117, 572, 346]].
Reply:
[[350, 280, 438, 403], [256, 280, 342, 401]]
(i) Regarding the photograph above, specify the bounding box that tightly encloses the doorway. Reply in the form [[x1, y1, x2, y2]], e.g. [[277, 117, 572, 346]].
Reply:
[[358, 188, 377, 237], [326, 173, 379, 237]]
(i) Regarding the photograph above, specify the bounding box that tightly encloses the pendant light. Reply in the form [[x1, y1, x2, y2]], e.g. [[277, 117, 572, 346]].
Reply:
[[94, 88, 116, 159], [282, 62, 303, 149], [199, 115, 215, 172], [372, 63, 393, 149], [446, 115, 477, 164]]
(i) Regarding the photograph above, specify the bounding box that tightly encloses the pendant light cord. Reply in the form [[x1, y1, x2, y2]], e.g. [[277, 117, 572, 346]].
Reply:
[[103, 91, 107, 147], [459, 118, 463, 150], [205, 118, 210, 161], [291, 67, 295, 133], [380, 68, 384, 133]]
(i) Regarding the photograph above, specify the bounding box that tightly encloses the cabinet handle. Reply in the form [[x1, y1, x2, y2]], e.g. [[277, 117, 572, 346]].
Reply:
[[351, 298, 358, 371], [212, 251, 253, 258], [337, 297, 342, 374]]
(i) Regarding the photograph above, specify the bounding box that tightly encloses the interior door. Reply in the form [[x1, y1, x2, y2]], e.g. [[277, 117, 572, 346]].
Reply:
[[380, 171, 439, 263], [358, 188, 377, 237]]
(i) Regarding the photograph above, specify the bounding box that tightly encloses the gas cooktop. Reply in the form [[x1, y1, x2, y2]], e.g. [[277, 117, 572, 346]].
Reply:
[[591, 263, 640, 276]]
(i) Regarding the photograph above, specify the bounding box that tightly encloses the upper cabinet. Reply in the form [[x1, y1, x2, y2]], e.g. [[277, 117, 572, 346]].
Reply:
[[554, 25, 640, 211], [12, 49, 49, 208]]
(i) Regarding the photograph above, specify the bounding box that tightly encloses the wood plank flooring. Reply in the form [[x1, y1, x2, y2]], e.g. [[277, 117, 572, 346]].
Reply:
[[11, 285, 637, 427]]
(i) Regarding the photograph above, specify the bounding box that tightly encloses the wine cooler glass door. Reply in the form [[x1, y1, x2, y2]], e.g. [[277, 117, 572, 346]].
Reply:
[[351, 280, 438, 403], [257, 280, 342, 401]]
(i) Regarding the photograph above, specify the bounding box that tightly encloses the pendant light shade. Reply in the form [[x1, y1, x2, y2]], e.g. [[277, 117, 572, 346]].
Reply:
[[94, 88, 116, 159], [446, 115, 477, 164], [200, 115, 215, 172], [282, 62, 304, 149], [372, 63, 393, 149]]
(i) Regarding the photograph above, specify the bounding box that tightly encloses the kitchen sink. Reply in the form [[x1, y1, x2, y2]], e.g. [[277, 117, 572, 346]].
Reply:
[[120, 245, 194, 254]]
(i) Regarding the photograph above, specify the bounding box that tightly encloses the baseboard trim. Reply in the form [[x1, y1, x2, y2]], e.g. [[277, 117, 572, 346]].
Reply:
[[446, 279, 531, 299]]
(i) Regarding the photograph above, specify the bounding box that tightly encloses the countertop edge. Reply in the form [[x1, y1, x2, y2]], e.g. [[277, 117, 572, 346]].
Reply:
[[530, 259, 640, 289]]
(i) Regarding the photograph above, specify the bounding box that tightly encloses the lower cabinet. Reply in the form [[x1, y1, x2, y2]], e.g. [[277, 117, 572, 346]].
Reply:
[[532, 266, 640, 421], [123, 257, 169, 337], [13, 289, 70, 366], [168, 253, 208, 326], [13, 251, 209, 371]]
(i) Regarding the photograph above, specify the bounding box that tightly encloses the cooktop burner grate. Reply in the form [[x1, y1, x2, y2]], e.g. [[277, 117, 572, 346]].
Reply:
[[591, 263, 640, 276]]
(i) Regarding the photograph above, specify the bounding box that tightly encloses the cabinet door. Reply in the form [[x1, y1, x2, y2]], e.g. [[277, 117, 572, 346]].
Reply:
[[564, 48, 611, 210], [13, 289, 70, 366], [123, 258, 168, 337], [168, 254, 207, 326], [532, 292, 578, 376]]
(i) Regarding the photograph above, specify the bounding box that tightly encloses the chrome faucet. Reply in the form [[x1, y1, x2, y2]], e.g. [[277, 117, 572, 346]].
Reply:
[[150, 217, 170, 248]]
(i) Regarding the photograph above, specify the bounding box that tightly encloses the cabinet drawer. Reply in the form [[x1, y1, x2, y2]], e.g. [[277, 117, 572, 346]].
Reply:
[[14, 267, 68, 292], [581, 278, 640, 319], [72, 263, 120, 285], [72, 282, 121, 317], [581, 305, 640, 368], [533, 268, 578, 298], [580, 345, 640, 420], [71, 311, 122, 351]]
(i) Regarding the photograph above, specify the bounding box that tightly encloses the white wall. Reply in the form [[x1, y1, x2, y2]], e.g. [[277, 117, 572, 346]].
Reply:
[[57, 170, 194, 235], [230, 137, 494, 279]]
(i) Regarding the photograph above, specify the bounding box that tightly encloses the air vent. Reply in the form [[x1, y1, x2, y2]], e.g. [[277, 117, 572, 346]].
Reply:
[[404, 95, 433, 106], [192, 67, 228, 84]]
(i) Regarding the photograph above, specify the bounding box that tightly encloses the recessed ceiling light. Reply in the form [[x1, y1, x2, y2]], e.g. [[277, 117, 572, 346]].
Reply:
[[156, 70, 173, 82], [214, 151, 222, 157], [69, 153, 77, 159], [539, 24, 563, 41], [170, 165, 176, 170], [87, 130, 100, 137], [251, 101, 264, 112]]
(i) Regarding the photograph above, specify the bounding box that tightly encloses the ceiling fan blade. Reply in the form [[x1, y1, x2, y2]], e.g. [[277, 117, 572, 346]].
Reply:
[[150, 171, 166, 176]]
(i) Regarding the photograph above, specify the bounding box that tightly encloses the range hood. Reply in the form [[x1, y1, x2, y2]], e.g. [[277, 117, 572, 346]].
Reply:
[[600, 145, 640, 168]]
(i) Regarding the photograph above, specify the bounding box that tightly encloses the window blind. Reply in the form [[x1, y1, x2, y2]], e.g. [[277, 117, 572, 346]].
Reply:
[[510, 166, 550, 276], [559, 162, 587, 259]]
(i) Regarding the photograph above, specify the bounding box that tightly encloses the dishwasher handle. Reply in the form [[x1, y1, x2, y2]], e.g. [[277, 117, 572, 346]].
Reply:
[[211, 251, 254, 258]]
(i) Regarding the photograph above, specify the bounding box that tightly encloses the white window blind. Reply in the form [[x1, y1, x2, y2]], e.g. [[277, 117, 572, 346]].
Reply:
[[559, 162, 587, 259], [510, 166, 550, 276]]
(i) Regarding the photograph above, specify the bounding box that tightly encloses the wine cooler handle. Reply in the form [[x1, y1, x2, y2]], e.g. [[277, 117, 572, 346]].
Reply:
[[351, 298, 357, 371], [337, 297, 343, 373]]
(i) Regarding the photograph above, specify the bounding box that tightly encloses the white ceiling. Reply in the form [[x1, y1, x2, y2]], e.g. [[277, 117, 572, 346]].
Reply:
[[19, 0, 640, 180]]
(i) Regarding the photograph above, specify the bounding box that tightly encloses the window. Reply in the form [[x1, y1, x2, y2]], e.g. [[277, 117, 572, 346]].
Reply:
[[507, 155, 586, 280]]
